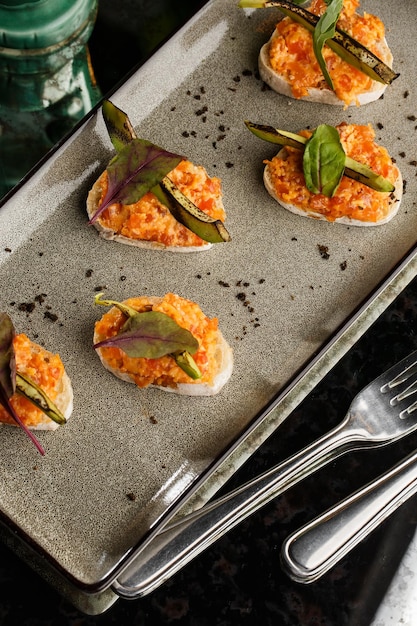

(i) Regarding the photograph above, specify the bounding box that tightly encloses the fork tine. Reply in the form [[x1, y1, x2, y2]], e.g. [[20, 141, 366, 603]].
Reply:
[[392, 379, 417, 404], [382, 359, 417, 390]]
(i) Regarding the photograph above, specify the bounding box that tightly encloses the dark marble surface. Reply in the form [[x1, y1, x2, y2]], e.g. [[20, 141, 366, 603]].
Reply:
[[1, 1, 417, 624]]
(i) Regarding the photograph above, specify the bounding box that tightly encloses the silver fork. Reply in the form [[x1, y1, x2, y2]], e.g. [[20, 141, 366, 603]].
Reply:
[[114, 350, 417, 598]]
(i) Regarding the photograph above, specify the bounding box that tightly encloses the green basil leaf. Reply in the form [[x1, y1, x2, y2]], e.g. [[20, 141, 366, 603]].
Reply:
[[94, 310, 199, 359], [313, 0, 343, 90], [303, 124, 346, 196], [89, 138, 183, 223]]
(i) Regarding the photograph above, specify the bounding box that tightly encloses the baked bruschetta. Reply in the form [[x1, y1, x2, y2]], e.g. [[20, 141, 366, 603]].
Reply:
[[247, 121, 402, 225], [250, 0, 398, 107], [87, 101, 230, 251], [0, 313, 73, 453], [93, 293, 233, 396]]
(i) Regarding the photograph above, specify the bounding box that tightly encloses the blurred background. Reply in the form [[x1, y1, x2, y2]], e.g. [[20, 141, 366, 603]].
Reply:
[[0, 0, 204, 201]]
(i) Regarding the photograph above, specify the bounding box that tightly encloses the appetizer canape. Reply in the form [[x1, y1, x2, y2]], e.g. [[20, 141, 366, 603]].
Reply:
[[0, 313, 73, 454], [240, 0, 398, 107], [246, 120, 402, 225], [87, 101, 231, 251], [93, 293, 233, 396]]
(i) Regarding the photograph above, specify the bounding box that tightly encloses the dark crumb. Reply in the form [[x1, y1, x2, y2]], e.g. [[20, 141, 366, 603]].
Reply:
[[18, 302, 35, 313], [242, 69, 253, 76], [182, 131, 190, 138], [291, 237, 298, 241], [120, 275, 126, 281], [4, 247, 12, 252], [44, 311, 58, 322], [195, 106, 208, 116], [9, 302, 16, 306], [317, 244, 330, 260], [219, 280, 230, 287], [33, 465, 38, 471], [126, 493, 136, 502], [38, 252, 44, 257], [233, 75, 241, 83], [340, 261, 347, 271], [85, 269, 93, 277], [150, 416, 158, 424], [376, 122, 383, 129], [259, 278, 265, 284], [407, 115, 416, 121], [236, 292, 246, 301], [35, 294, 47, 304], [225, 162, 234, 168], [399, 151, 406, 158], [309, 285, 314, 290], [409, 160, 417, 167], [171, 106, 176, 111], [403, 90, 409, 98], [196, 274, 202, 279], [94, 285, 107, 292]]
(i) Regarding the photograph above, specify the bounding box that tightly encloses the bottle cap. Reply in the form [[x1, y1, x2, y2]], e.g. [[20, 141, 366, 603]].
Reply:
[[0, 0, 96, 49], [0, 0, 97, 73]]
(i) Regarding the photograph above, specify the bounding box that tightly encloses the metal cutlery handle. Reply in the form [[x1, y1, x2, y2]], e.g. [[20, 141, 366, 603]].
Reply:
[[281, 448, 417, 584], [113, 417, 363, 598]]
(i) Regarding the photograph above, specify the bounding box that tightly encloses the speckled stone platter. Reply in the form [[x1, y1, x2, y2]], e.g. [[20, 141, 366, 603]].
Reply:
[[0, 0, 416, 603]]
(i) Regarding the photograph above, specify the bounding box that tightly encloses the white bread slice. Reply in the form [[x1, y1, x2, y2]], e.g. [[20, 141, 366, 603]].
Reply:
[[258, 27, 393, 106], [263, 146, 402, 226], [0, 341, 73, 431], [94, 297, 233, 396], [86, 170, 226, 252]]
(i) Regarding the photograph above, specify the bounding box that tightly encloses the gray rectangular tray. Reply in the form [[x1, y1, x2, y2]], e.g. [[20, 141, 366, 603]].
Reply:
[[0, 0, 416, 607]]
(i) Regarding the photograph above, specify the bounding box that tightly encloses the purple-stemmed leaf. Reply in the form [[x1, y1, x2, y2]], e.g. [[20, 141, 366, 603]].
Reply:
[[0, 313, 45, 455], [89, 138, 183, 223], [94, 310, 199, 359], [0, 312, 16, 399]]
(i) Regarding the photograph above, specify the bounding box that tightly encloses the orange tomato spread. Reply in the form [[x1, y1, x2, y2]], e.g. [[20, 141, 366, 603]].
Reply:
[[265, 123, 399, 223], [94, 294, 220, 388], [0, 334, 66, 428], [268, 0, 387, 105], [96, 160, 225, 247]]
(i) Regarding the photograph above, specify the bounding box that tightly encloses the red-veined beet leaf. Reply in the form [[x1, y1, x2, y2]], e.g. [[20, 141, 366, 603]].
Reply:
[[89, 139, 183, 223], [0, 313, 45, 455]]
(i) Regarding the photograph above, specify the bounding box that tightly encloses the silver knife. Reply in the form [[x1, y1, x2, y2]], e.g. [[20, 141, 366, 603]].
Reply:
[[281, 447, 417, 583]]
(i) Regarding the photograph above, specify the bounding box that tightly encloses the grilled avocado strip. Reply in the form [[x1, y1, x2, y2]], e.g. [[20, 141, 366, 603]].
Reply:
[[245, 121, 395, 193], [239, 0, 398, 85], [101, 100, 230, 243], [152, 178, 231, 244], [16, 372, 67, 425]]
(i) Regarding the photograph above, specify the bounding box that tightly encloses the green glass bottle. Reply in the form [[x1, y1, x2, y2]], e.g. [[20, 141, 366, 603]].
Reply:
[[0, 0, 101, 198]]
